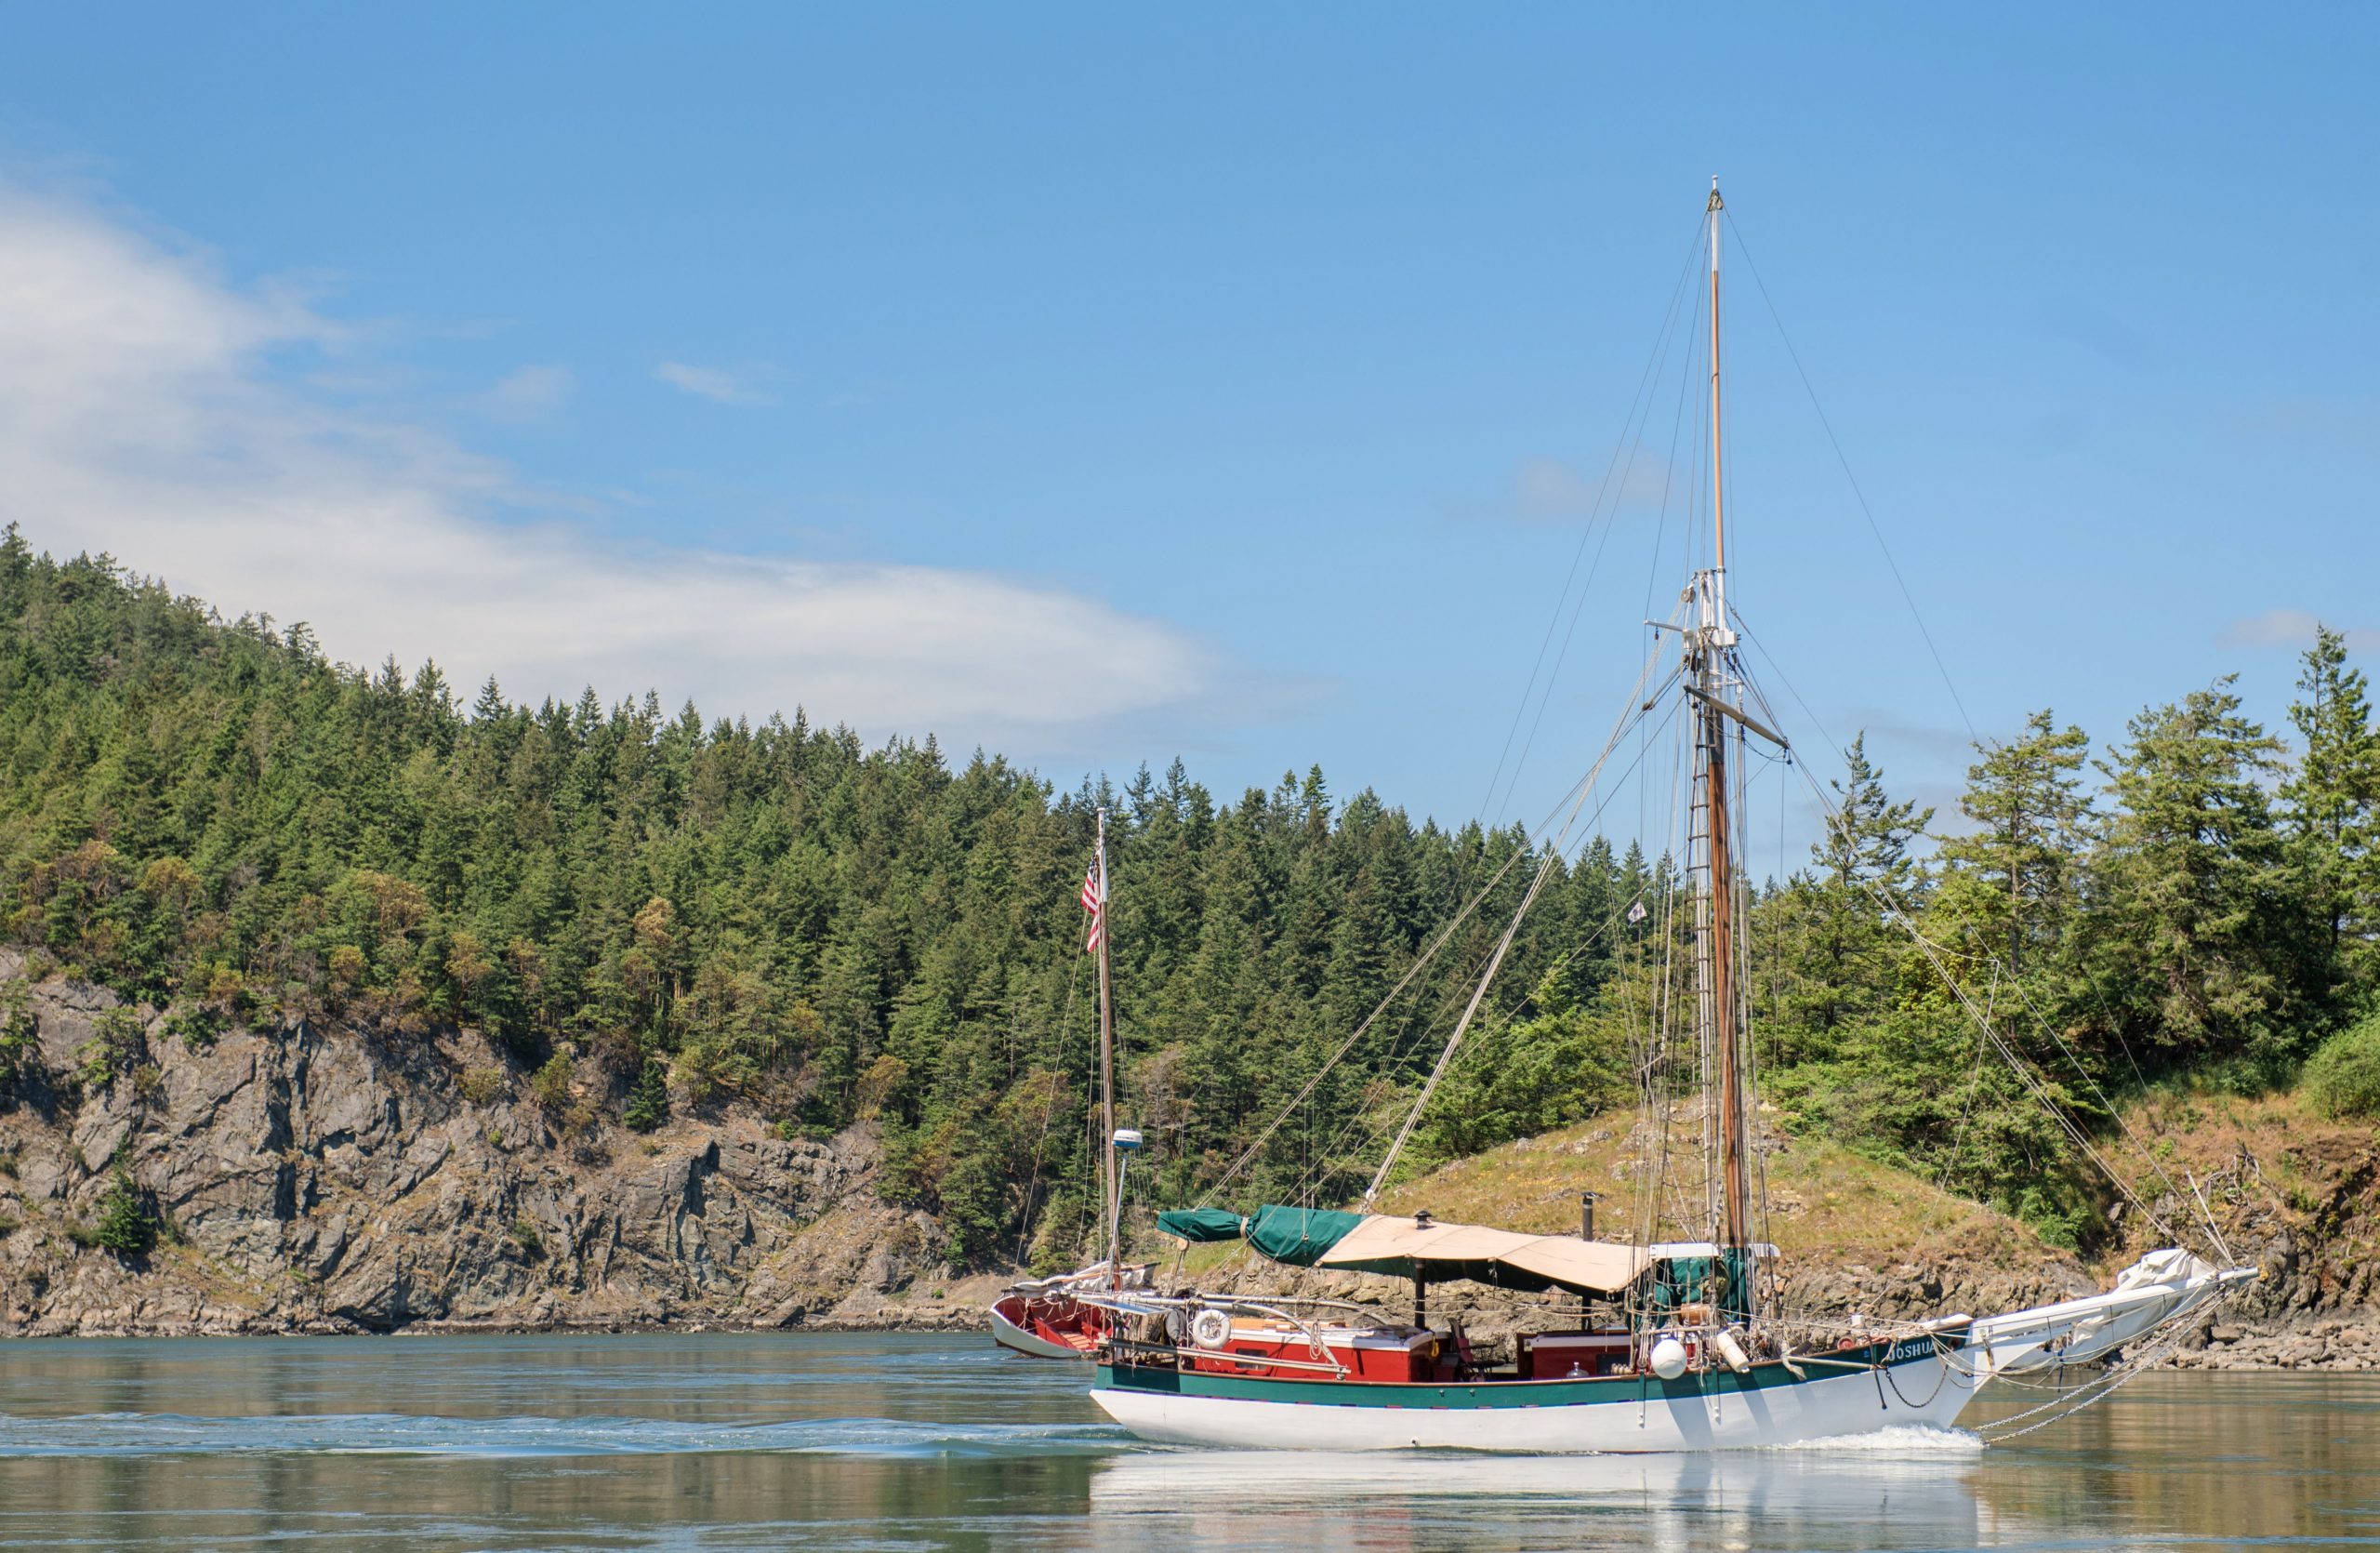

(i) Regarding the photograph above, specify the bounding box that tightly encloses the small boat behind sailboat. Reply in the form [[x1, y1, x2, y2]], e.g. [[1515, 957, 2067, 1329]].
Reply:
[[990, 1262, 1150, 1359]]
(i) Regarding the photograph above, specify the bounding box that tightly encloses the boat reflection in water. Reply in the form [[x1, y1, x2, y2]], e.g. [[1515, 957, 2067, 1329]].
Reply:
[[1085, 1432, 2022, 1553]]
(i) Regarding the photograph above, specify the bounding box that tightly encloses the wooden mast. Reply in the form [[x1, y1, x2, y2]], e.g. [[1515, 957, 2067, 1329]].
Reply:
[[1699, 179, 1754, 1265], [1095, 806, 1120, 1288]]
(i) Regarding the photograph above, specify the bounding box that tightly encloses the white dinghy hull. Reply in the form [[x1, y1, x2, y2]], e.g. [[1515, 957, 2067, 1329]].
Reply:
[[1091, 1347, 1979, 1453], [990, 1303, 1094, 1360]]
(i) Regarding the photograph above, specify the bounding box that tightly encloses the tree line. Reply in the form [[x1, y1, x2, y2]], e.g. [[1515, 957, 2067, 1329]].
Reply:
[[1, 530, 2373, 1263]]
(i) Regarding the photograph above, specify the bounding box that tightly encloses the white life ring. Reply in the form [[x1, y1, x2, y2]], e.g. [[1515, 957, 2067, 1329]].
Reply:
[[1189, 1308, 1233, 1350]]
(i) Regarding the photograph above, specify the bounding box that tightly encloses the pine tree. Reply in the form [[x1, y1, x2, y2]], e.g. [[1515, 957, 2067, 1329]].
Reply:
[[1937, 710, 2093, 975], [1777, 735, 1935, 1042], [1819, 733, 1935, 901], [2281, 626, 2380, 989], [2095, 680, 2295, 1061], [91, 1161, 156, 1256]]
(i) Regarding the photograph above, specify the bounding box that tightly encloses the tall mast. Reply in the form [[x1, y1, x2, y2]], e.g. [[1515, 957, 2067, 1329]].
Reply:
[[1095, 806, 1120, 1287], [1695, 179, 1754, 1272], [1708, 178, 1727, 595]]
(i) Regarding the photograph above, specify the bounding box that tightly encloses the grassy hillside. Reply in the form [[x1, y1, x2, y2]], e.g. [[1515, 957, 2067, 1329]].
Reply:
[[1375, 1119, 2051, 1265]]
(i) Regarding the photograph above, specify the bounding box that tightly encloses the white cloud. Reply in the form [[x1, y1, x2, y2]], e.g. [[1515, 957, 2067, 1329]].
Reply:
[[1444, 452, 1678, 526], [2216, 609, 2380, 654], [482, 363, 574, 422], [0, 183, 1214, 744], [654, 360, 774, 405]]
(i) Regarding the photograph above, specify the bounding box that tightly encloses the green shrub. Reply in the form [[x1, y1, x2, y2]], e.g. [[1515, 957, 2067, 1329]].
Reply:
[[75, 1007, 147, 1093], [0, 982, 35, 1086], [622, 1059, 668, 1133], [528, 1054, 594, 1135], [2304, 1014, 2380, 1119], [162, 1004, 225, 1053], [89, 1162, 155, 1256], [509, 1216, 543, 1258], [458, 1066, 507, 1106]]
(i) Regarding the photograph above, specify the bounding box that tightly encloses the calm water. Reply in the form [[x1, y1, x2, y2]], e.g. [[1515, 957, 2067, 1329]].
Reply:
[[0, 1334, 2371, 1551]]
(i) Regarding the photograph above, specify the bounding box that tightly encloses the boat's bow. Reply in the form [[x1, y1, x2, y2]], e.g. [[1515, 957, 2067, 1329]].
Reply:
[[1965, 1249, 2256, 1376]]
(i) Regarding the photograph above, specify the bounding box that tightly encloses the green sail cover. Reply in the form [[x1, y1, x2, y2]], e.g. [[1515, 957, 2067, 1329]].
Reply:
[[1645, 1247, 1756, 1324], [1155, 1208, 1248, 1242], [1245, 1204, 1366, 1267]]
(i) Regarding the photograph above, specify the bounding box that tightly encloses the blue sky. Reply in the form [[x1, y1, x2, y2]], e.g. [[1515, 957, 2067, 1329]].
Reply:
[[0, 7, 2372, 856]]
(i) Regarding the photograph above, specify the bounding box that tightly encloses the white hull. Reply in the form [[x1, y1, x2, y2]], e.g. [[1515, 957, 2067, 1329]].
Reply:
[[1091, 1354, 1982, 1453]]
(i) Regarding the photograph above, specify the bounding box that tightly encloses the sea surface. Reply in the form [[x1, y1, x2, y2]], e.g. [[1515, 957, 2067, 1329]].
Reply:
[[0, 1333, 2370, 1551]]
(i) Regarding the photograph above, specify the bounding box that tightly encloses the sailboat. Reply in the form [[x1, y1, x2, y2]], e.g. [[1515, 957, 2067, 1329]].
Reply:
[[1071, 181, 2254, 1451], [991, 805, 1150, 1357]]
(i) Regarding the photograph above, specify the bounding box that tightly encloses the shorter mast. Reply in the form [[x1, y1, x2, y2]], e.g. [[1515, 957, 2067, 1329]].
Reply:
[[1094, 807, 1120, 1288]]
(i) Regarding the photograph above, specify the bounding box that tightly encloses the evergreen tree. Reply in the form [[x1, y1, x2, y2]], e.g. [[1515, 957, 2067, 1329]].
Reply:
[[2093, 680, 2296, 1063], [1937, 710, 2093, 976], [2281, 626, 2380, 989], [1773, 735, 1934, 1042], [90, 1161, 156, 1256]]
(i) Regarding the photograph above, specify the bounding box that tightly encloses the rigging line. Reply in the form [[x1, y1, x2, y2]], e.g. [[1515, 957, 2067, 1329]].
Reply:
[[1311, 829, 1669, 1200], [1765, 730, 2188, 1243], [1722, 208, 1976, 740], [1361, 697, 1699, 1181], [1626, 675, 1688, 1248], [1297, 890, 1623, 1210], [1371, 696, 1692, 1206], [1735, 607, 2209, 1237], [1199, 824, 1552, 1215], [1725, 610, 2189, 1236], [1645, 263, 1705, 621], [1985, 963, 2219, 1246], [1940, 958, 1997, 1197], [1195, 788, 1589, 1208], [1287, 923, 1529, 1201], [1492, 243, 1710, 829], [1648, 677, 1692, 1248], [1742, 738, 2180, 1242], [1478, 218, 1708, 827], [1012, 953, 1089, 1262], [1193, 840, 1534, 1205], [2065, 962, 2232, 1250], [1364, 662, 1682, 1206]]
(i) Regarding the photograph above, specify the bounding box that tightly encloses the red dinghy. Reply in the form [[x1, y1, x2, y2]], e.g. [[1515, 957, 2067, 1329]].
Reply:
[[990, 1264, 1148, 1360]]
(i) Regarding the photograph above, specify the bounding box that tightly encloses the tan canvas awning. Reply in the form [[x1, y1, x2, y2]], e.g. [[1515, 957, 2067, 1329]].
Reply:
[[1316, 1215, 1650, 1294]]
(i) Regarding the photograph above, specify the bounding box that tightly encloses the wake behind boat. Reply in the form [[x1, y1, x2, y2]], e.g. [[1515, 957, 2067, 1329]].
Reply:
[[1066, 180, 2254, 1453]]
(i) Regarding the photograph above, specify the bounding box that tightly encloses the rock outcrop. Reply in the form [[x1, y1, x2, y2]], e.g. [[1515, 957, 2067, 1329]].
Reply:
[[3, 952, 2374, 1367], [0, 952, 968, 1335]]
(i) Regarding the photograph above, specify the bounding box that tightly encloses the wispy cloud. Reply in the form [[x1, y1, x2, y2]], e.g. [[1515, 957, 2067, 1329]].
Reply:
[[1442, 453, 1678, 526], [482, 363, 573, 422], [0, 182, 1218, 746], [654, 360, 774, 405], [2217, 608, 2380, 654]]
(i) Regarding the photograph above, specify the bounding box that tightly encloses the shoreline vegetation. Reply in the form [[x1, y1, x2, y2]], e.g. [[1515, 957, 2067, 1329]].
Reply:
[[1, 529, 2377, 1367]]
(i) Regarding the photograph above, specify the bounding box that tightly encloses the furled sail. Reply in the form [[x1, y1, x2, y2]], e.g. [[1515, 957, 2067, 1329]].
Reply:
[[1966, 1250, 2256, 1376]]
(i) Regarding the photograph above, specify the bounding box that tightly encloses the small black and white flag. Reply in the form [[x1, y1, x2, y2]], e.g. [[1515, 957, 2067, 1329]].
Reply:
[[1625, 899, 1648, 924]]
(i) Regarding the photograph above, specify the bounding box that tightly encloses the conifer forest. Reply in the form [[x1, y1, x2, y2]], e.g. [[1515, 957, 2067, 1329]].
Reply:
[[5, 531, 2377, 1268]]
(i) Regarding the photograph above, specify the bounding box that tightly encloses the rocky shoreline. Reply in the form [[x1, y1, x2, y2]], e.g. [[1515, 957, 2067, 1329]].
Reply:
[[3, 953, 2374, 1369]]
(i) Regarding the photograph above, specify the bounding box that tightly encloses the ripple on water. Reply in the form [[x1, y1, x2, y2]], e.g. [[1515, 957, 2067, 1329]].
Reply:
[[0, 1411, 1131, 1460]]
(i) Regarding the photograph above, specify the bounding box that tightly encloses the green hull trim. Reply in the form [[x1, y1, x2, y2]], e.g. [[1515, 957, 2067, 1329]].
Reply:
[[1094, 1333, 1958, 1413]]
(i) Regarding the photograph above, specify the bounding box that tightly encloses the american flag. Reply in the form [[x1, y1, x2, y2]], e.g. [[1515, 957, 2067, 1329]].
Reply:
[[1080, 856, 1106, 954]]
